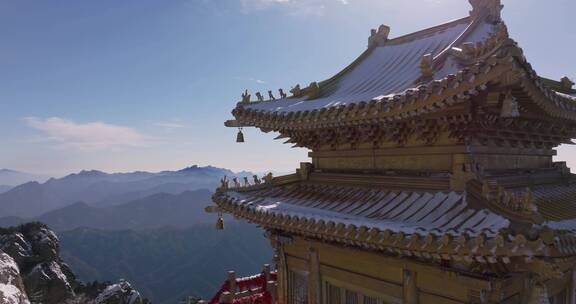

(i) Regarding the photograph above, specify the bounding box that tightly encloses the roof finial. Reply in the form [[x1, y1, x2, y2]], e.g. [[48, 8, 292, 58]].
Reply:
[[290, 84, 302, 98], [469, 0, 503, 23], [241, 89, 251, 104], [306, 82, 321, 100], [268, 90, 276, 100], [419, 54, 434, 82], [368, 24, 390, 48], [255, 92, 264, 102], [560, 76, 575, 90]]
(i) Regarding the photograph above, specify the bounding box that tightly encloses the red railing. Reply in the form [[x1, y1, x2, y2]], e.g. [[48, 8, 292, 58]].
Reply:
[[208, 265, 277, 304], [208, 280, 230, 304]]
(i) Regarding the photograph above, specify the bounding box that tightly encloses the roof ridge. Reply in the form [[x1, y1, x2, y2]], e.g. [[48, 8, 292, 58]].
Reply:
[[433, 18, 482, 62], [318, 16, 472, 98], [386, 16, 471, 46], [429, 16, 495, 74]]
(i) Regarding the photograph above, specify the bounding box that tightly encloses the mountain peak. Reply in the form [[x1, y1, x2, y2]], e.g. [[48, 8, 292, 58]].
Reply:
[[63, 170, 107, 179], [0, 165, 247, 218], [78, 170, 106, 176], [177, 165, 231, 174], [178, 165, 200, 172]]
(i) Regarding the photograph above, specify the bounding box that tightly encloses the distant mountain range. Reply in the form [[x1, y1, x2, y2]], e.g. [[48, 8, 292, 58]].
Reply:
[[0, 189, 227, 231], [0, 164, 271, 304], [0, 168, 49, 186], [60, 223, 273, 304], [0, 165, 251, 218]]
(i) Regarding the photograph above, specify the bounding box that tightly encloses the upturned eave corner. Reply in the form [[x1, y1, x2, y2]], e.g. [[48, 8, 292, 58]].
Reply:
[[224, 119, 240, 128]]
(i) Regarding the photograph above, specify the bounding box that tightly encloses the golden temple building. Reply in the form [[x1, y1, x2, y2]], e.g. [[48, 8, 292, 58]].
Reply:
[[209, 0, 576, 303]]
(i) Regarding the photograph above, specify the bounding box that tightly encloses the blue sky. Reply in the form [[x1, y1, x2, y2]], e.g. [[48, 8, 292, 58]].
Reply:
[[1, 0, 575, 176]]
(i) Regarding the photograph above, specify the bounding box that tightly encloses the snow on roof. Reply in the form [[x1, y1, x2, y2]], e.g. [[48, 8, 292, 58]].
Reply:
[[245, 18, 497, 114], [223, 183, 509, 237], [555, 91, 576, 102], [530, 181, 576, 223], [544, 219, 576, 233]]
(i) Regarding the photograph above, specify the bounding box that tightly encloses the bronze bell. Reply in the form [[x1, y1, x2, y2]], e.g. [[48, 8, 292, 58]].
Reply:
[[215, 215, 225, 230], [236, 128, 245, 143]]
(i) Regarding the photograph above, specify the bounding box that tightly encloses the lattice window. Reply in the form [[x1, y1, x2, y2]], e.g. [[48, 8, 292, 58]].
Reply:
[[288, 270, 308, 304], [345, 289, 359, 304], [549, 288, 567, 304], [325, 281, 388, 304], [363, 295, 383, 304], [326, 282, 342, 304]]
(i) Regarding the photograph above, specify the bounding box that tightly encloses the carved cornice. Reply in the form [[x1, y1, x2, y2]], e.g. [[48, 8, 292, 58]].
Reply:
[[233, 58, 507, 132], [501, 43, 576, 120], [213, 190, 554, 265], [452, 22, 509, 64], [468, 179, 542, 223], [272, 113, 575, 150], [231, 38, 576, 136]]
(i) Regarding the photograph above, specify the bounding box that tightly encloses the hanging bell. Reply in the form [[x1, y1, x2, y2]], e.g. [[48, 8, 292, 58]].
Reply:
[[236, 128, 245, 143], [215, 215, 225, 230]]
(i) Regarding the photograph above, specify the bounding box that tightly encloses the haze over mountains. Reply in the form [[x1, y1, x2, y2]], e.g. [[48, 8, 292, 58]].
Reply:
[[0, 189, 229, 231], [60, 224, 273, 304], [0, 169, 48, 195], [0, 165, 271, 303], [0, 165, 251, 218], [0, 185, 11, 194]]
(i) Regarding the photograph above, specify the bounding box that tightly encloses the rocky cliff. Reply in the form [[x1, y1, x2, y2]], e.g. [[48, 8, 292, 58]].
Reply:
[[0, 223, 146, 304]]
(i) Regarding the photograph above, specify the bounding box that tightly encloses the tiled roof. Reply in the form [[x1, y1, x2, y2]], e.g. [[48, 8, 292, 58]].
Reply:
[[227, 10, 576, 130], [213, 180, 560, 260], [243, 18, 497, 114], [555, 91, 576, 102], [213, 176, 576, 259], [217, 183, 509, 238], [532, 182, 576, 222]]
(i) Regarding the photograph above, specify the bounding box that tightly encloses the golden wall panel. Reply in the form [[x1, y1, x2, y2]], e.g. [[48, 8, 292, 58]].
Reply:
[[416, 271, 470, 301], [312, 149, 554, 172], [418, 293, 464, 304], [278, 237, 536, 304], [474, 154, 552, 170]]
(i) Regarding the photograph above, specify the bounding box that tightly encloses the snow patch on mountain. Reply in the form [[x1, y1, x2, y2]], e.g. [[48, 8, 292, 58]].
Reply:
[[0, 252, 30, 304], [0, 223, 145, 304], [93, 280, 142, 304]]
